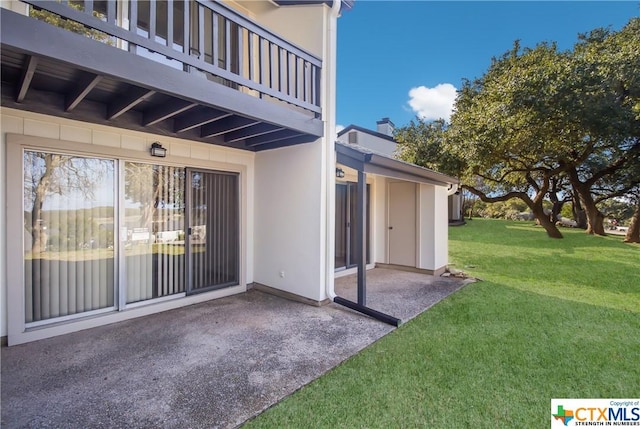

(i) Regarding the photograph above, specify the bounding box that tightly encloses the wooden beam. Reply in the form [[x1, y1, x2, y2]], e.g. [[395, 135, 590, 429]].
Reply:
[[16, 55, 38, 103], [201, 116, 259, 138], [224, 123, 284, 143], [244, 129, 303, 147], [65, 72, 102, 112], [173, 108, 231, 133], [143, 99, 197, 126], [253, 134, 318, 151], [107, 87, 156, 120]]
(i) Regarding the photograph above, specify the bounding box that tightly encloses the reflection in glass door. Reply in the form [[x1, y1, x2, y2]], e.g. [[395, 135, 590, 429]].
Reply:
[[123, 163, 186, 304], [187, 170, 239, 294], [23, 151, 115, 323], [335, 184, 348, 268]]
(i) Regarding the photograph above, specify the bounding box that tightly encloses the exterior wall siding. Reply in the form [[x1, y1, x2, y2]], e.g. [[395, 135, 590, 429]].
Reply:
[[254, 142, 325, 301]]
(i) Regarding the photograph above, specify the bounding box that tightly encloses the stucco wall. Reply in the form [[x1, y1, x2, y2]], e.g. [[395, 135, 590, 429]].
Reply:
[[0, 107, 256, 339], [250, 4, 327, 58], [417, 184, 449, 272], [253, 142, 326, 301]]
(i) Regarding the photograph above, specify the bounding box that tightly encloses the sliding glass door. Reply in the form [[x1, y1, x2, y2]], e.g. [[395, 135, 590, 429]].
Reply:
[[23, 148, 241, 326]]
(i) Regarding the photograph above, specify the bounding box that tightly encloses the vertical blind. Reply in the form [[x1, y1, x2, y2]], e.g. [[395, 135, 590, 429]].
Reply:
[[190, 170, 239, 292]]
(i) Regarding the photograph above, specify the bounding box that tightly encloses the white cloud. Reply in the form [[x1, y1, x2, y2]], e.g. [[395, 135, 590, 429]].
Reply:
[[336, 124, 345, 134], [407, 83, 457, 122]]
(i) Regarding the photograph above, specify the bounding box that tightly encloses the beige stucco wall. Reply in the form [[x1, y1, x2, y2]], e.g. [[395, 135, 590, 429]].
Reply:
[[239, 2, 328, 58], [254, 142, 325, 301], [417, 184, 449, 273]]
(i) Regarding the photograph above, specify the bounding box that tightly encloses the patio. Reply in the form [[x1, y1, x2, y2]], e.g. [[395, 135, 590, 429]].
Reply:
[[1, 268, 469, 428]]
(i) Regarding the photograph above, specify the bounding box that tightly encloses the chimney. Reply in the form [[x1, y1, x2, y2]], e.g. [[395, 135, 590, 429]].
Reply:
[[376, 117, 395, 137]]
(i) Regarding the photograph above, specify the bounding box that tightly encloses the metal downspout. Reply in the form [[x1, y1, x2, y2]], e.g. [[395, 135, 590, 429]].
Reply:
[[325, 0, 341, 302]]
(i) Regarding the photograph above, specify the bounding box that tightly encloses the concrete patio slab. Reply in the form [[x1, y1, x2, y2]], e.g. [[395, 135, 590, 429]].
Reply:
[[1, 269, 468, 429]]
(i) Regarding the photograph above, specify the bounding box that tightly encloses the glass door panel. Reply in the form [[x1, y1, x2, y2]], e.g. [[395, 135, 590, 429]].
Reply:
[[187, 170, 239, 294], [335, 184, 348, 269], [123, 163, 186, 304], [334, 181, 370, 271]]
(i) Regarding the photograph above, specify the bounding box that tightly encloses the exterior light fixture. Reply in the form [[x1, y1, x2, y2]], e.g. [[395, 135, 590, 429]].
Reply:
[[335, 167, 345, 178], [150, 142, 167, 157]]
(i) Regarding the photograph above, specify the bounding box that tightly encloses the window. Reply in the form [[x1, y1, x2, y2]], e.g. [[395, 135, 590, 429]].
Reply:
[[348, 131, 358, 144]]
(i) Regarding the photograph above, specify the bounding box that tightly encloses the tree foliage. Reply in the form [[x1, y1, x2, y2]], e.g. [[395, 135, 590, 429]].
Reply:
[[394, 118, 463, 177], [396, 18, 640, 241], [29, 2, 112, 44]]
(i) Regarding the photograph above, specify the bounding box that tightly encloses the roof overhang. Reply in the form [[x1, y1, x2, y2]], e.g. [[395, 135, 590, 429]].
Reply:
[[274, 0, 354, 12], [335, 142, 459, 186]]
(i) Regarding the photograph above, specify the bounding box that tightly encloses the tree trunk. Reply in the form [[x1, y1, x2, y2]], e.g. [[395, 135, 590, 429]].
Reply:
[[567, 171, 605, 235], [532, 204, 563, 239], [624, 201, 640, 243], [572, 190, 588, 229], [582, 193, 606, 235], [548, 177, 564, 223]]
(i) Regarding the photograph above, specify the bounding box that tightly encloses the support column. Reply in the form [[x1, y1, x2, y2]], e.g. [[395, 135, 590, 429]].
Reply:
[[356, 170, 366, 305]]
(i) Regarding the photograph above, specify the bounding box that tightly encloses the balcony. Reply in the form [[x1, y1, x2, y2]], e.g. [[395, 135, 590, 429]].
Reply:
[[0, 0, 324, 151]]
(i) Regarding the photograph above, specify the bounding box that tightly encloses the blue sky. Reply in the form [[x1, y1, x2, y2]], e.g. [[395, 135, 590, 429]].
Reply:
[[336, 1, 640, 131]]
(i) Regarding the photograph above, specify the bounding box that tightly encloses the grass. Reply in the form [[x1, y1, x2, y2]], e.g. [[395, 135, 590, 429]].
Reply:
[[243, 218, 640, 428]]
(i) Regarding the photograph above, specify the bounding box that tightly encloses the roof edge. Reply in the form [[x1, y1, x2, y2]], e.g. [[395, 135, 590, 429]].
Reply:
[[273, 1, 354, 12], [337, 124, 395, 142], [335, 141, 459, 186]]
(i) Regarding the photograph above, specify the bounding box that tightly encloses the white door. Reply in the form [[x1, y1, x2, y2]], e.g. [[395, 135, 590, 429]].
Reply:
[[388, 181, 416, 266]]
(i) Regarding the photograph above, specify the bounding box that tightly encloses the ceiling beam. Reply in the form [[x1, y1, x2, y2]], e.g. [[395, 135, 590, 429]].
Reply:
[[173, 107, 231, 133], [107, 87, 156, 120], [143, 99, 198, 126], [244, 129, 304, 147], [254, 134, 319, 151], [65, 72, 102, 112], [201, 116, 260, 138], [16, 55, 38, 103], [224, 123, 284, 143]]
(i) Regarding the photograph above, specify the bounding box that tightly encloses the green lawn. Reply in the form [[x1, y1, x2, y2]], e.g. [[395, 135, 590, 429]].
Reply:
[[243, 219, 640, 428]]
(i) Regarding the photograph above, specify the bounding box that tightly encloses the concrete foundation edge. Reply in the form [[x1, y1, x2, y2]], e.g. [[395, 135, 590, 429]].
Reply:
[[250, 283, 331, 307]]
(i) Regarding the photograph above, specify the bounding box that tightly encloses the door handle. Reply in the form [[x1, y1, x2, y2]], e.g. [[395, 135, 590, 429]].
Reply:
[[388, 226, 393, 230]]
